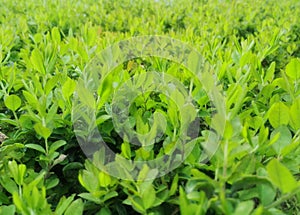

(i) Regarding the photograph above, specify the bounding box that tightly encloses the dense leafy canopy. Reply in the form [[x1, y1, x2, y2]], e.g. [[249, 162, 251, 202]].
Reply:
[[0, 0, 300, 214]]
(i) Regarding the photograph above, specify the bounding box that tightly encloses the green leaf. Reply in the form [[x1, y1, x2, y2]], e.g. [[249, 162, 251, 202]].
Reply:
[[136, 110, 149, 135], [79, 193, 101, 204], [49, 140, 66, 154], [18, 164, 26, 186], [12, 192, 28, 214], [34, 123, 51, 140], [0, 176, 18, 194], [0, 192, 10, 205], [63, 162, 84, 173], [141, 185, 156, 209], [264, 61, 275, 83], [223, 120, 233, 140], [98, 171, 111, 188], [25, 143, 46, 154], [19, 114, 33, 129], [98, 207, 111, 215], [55, 194, 75, 215], [96, 115, 112, 125], [289, 97, 300, 130], [64, 199, 84, 215], [102, 191, 118, 202], [233, 201, 254, 215], [180, 103, 197, 126], [62, 77, 76, 99], [45, 177, 59, 189], [254, 168, 277, 206], [270, 126, 292, 154], [8, 160, 20, 185], [45, 75, 59, 95], [26, 172, 46, 191], [281, 138, 300, 157], [179, 186, 200, 214], [187, 51, 202, 76], [129, 196, 145, 214], [137, 164, 154, 182], [231, 176, 273, 193], [268, 102, 289, 128], [266, 159, 298, 193], [76, 79, 96, 108], [285, 58, 300, 80], [0, 205, 15, 215], [258, 181, 276, 206], [78, 170, 99, 193], [170, 89, 185, 108], [30, 48, 45, 74], [0, 118, 19, 127], [51, 27, 61, 43], [121, 142, 131, 159], [4, 95, 21, 111], [23, 90, 39, 107]]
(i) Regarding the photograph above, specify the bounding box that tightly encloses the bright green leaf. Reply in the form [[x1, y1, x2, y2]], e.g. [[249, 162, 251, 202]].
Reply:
[[0, 205, 15, 215], [266, 159, 298, 193], [25, 143, 46, 154], [4, 95, 21, 111], [34, 123, 51, 140], [286, 58, 300, 80], [51, 27, 61, 43], [99, 171, 111, 188], [55, 195, 75, 215], [233, 201, 254, 215], [30, 48, 45, 74], [49, 140, 66, 154], [141, 185, 156, 209], [62, 77, 76, 99], [64, 199, 84, 215], [268, 102, 289, 128], [289, 97, 300, 130]]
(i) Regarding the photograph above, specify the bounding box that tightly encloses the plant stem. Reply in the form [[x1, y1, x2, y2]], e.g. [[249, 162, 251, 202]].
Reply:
[[12, 110, 20, 128], [220, 140, 229, 214], [45, 138, 49, 155], [265, 187, 300, 209]]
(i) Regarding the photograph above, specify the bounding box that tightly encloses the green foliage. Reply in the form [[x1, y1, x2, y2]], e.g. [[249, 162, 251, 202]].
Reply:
[[0, 0, 300, 214]]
